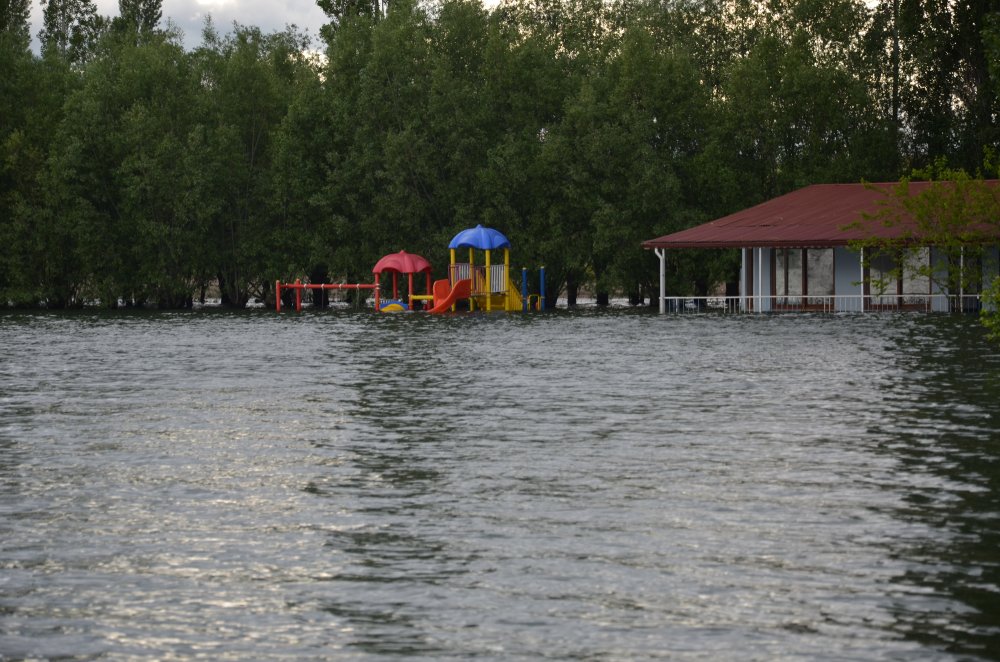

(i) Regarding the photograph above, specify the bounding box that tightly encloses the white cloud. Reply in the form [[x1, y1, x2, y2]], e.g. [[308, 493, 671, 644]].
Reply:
[[29, 0, 331, 51]]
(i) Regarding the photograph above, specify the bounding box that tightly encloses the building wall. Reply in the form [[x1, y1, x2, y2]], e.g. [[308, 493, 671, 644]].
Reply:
[[741, 247, 773, 311], [757, 247, 772, 311], [985, 247, 1000, 286], [984, 247, 1000, 313], [834, 247, 863, 312], [739, 244, 998, 313], [927, 248, 947, 312]]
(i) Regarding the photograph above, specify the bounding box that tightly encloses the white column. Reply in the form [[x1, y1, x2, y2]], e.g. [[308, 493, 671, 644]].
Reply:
[[860, 246, 865, 313], [741, 248, 747, 312], [756, 247, 762, 313], [960, 246, 965, 301], [654, 248, 666, 314]]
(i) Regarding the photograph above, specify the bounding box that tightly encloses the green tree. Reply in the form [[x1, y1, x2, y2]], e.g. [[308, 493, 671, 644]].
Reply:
[[982, 276, 1000, 340], [0, 0, 33, 298], [20, 0, 1000, 311], [268, 58, 332, 300], [317, 0, 386, 33], [1, 0, 31, 44], [311, 11, 378, 284], [111, 40, 205, 307], [317, 0, 442, 285], [601, 26, 714, 303], [482, 0, 612, 305], [110, 0, 163, 45], [1, 44, 80, 306], [192, 24, 313, 307], [875, 0, 1000, 171], [118, 0, 161, 33], [719, 25, 886, 199], [39, 0, 106, 65], [850, 162, 1000, 312], [39, 30, 205, 307]]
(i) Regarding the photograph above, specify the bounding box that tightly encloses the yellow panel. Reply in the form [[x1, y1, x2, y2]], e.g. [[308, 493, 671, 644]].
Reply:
[[506, 278, 523, 311]]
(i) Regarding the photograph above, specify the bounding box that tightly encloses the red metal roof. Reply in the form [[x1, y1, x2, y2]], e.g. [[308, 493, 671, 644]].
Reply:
[[642, 181, 1000, 249]]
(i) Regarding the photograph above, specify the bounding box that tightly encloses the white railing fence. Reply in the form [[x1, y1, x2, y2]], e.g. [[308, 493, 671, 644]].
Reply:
[[657, 294, 985, 314], [450, 263, 471, 283], [490, 264, 507, 293]]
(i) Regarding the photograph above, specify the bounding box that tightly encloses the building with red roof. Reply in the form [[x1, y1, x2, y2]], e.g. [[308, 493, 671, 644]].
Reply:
[[642, 182, 1000, 313]]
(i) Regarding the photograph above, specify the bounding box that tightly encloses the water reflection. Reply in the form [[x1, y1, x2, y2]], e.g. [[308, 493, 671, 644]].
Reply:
[[2, 310, 1000, 660], [317, 598, 443, 656], [871, 316, 1000, 657]]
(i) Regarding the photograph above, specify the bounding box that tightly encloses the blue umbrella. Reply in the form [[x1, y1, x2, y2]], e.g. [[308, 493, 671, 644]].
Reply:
[[448, 225, 511, 250]]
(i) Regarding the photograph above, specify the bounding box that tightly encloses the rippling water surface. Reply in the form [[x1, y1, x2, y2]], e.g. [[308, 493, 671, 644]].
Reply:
[[1, 310, 999, 660]]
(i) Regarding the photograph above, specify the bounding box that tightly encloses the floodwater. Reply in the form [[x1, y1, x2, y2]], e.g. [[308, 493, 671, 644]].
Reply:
[[1, 309, 999, 661]]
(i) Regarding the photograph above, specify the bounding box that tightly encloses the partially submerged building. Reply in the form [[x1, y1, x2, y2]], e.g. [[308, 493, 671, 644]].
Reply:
[[642, 182, 1000, 313]]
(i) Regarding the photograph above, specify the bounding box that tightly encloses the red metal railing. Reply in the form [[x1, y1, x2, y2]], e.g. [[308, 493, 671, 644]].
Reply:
[[275, 279, 378, 312]]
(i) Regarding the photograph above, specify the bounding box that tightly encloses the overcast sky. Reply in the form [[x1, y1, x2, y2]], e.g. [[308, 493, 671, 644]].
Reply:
[[29, 0, 332, 51]]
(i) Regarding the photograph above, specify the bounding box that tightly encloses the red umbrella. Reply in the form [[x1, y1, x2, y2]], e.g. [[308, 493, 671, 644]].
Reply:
[[371, 251, 434, 309], [372, 250, 432, 275]]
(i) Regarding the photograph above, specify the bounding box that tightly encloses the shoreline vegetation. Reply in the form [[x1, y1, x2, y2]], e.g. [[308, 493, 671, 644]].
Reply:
[[3, 0, 999, 311]]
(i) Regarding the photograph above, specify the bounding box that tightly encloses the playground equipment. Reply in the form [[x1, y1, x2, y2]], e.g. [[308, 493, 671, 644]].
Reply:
[[372, 250, 433, 312], [275, 225, 544, 313], [448, 225, 520, 312], [275, 280, 377, 312]]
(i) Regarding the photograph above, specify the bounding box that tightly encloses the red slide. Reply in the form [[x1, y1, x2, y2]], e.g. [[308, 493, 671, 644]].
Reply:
[[427, 279, 472, 314]]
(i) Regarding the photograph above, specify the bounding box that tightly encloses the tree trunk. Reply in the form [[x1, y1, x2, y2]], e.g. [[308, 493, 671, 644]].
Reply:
[[158, 291, 193, 309], [218, 273, 249, 308], [544, 288, 559, 310], [309, 266, 330, 309]]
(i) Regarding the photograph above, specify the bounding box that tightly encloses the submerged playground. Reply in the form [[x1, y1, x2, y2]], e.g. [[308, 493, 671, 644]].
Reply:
[[276, 225, 545, 313]]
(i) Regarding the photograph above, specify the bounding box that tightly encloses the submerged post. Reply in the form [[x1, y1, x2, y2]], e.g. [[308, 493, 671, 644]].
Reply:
[[522, 267, 528, 312], [468, 248, 475, 312], [504, 248, 511, 311], [276, 280, 282, 312], [539, 266, 546, 310], [485, 249, 492, 312]]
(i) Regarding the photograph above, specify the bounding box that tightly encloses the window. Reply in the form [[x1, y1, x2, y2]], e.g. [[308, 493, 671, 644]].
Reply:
[[868, 252, 896, 305], [866, 248, 931, 308], [901, 247, 930, 304], [775, 248, 802, 305], [806, 249, 834, 304], [773, 248, 833, 307]]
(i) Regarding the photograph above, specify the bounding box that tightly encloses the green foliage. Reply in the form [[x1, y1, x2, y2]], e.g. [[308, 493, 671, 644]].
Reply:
[[1, 0, 31, 45], [851, 162, 1000, 301], [117, 0, 161, 34], [189, 24, 315, 307], [3, 0, 1000, 308], [898, 0, 999, 170], [982, 276, 1000, 341], [316, 0, 388, 25], [39, 0, 107, 65]]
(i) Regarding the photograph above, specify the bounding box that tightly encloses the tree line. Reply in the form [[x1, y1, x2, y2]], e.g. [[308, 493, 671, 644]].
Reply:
[[2, 0, 998, 309]]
